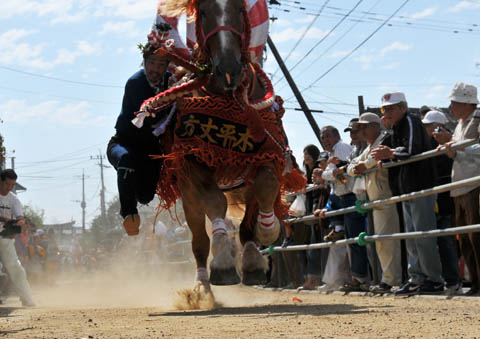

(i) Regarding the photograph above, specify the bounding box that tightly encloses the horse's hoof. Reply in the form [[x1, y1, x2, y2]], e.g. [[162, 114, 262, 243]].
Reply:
[[242, 269, 267, 286], [209, 267, 240, 285]]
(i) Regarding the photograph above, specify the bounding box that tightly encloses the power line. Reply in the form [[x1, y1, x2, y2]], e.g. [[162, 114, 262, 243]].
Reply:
[[303, 0, 412, 90], [275, 0, 365, 87], [270, 0, 330, 80], [267, 3, 480, 35], [0, 65, 123, 88]]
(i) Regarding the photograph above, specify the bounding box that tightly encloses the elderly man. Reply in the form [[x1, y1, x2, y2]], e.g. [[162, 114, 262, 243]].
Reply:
[[445, 82, 480, 296], [315, 126, 369, 291], [346, 113, 402, 293], [371, 92, 443, 295]]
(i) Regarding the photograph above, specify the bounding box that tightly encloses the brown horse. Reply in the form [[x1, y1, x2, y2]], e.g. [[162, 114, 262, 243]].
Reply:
[[154, 0, 303, 293]]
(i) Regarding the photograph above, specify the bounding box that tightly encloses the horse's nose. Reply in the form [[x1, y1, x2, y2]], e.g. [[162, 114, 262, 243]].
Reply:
[[215, 57, 243, 89]]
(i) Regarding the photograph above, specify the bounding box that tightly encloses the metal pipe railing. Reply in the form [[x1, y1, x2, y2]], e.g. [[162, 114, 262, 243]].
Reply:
[[285, 138, 479, 198], [285, 175, 480, 225], [364, 137, 478, 173], [261, 224, 480, 255]]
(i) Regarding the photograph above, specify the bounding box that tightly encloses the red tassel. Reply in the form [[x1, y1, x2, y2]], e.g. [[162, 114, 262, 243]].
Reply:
[[244, 105, 265, 142]]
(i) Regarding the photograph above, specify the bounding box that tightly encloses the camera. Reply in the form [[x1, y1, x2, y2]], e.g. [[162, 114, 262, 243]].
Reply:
[[0, 220, 22, 238]]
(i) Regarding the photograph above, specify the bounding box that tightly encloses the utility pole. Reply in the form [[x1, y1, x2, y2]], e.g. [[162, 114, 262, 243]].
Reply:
[[81, 170, 86, 232], [91, 151, 109, 219], [10, 156, 15, 170], [74, 171, 88, 232], [267, 35, 322, 144]]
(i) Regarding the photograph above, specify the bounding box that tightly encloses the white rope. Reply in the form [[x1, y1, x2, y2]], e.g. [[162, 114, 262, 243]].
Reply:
[[286, 175, 480, 225], [286, 138, 479, 198], [260, 224, 480, 255]]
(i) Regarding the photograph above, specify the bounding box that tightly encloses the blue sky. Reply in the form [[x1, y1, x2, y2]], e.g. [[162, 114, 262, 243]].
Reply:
[[1, 0, 479, 225]]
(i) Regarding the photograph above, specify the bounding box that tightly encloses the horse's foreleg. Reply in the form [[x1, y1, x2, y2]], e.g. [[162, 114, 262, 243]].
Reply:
[[253, 165, 280, 246], [179, 159, 239, 286], [181, 194, 211, 292]]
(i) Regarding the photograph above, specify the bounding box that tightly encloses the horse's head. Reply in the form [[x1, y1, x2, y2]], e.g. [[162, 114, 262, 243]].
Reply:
[[196, 0, 249, 91]]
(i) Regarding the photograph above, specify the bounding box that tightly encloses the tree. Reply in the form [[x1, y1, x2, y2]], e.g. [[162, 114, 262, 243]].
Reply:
[[23, 204, 45, 229]]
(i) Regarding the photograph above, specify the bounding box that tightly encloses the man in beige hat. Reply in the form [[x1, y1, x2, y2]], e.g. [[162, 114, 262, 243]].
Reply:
[[347, 113, 402, 292], [445, 82, 480, 295], [372, 92, 443, 295]]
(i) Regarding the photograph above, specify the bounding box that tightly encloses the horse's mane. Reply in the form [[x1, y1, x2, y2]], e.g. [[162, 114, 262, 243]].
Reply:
[[158, 0, 197, 18]]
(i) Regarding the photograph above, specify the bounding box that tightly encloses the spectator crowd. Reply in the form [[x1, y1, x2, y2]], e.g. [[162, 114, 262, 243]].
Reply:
[[267, 82, 480, 297]]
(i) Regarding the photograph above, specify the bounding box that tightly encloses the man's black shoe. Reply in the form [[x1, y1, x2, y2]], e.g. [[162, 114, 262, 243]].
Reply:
[[419, 280, 444, 294], [394, 282, 420, 296]]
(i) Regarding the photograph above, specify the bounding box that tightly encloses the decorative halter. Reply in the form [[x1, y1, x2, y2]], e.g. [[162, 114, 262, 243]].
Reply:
[[193, 0, 252, 64]]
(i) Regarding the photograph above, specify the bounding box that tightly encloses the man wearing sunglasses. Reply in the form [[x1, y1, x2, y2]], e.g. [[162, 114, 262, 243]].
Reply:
[[371, 92, 443, 295]]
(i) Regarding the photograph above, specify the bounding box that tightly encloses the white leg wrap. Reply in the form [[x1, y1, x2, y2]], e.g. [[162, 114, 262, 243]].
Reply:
[[196, 267, 209, 282], [212, 218, 227, 236], [257, 210, 275, 230], [255, 210, 280, 246]]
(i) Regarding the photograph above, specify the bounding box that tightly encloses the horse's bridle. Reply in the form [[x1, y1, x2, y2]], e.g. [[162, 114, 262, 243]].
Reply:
[[196, 4, 249, 56]]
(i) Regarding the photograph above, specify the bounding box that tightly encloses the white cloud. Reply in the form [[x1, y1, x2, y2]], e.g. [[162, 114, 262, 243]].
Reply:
[[0, 30, 101, 69], [53, 41, 102, 65], [100, 21, 140, 38], [380, 42, 411, 56], [270, 27, 328, 43], [448, 1, 480, 12], [0, 99, 107, 127], [95, 0, 158, 19], [411, 7, 437, 19], [0, 0, 156, 22]]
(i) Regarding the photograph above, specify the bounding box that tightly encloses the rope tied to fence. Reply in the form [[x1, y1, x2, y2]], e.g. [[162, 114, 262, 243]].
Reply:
[[355, 200, 370, 215]]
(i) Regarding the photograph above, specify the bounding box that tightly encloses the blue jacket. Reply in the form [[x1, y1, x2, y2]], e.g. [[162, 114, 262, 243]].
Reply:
[[114, 69, 170, 150]]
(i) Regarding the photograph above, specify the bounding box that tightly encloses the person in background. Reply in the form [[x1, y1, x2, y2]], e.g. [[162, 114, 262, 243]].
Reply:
[[372, 92, 443, 295], [347, 113, 402, 293], [422, 110, 462, 295], [444, 82, 480, 296], [0, 169, 35, 307]]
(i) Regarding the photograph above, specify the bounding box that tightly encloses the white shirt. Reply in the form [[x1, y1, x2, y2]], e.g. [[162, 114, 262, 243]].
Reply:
[[322, 140, 354, 196], [0, 191, 23, 232], [451, 112, 480, 197]]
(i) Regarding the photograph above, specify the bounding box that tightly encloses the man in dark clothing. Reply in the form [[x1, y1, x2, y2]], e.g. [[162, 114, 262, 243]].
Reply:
[[107, 43, 171, 236], [372, 92, 443, 295]]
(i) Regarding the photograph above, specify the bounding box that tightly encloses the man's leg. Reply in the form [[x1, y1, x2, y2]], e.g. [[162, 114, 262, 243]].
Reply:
[[402, 200, 423, 285], [135, 158, 161, 206], [343, 195, 368, 281], [0, 238, 34, 306], [410, 195, 443, 285], [107, 142, 138, 218], [373, 206, 402, 287], [436, 214, 460, 287]]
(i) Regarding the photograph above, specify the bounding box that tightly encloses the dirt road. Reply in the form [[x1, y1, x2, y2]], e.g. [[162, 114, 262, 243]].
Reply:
[[1, 273, 479, 339]]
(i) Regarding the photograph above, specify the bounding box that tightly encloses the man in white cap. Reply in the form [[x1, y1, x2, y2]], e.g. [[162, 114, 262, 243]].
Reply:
[[371, 92, 443, 295], [422, 110, 462, 295], [444, 82, 480, 296], [346, 113, 402, 293]]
